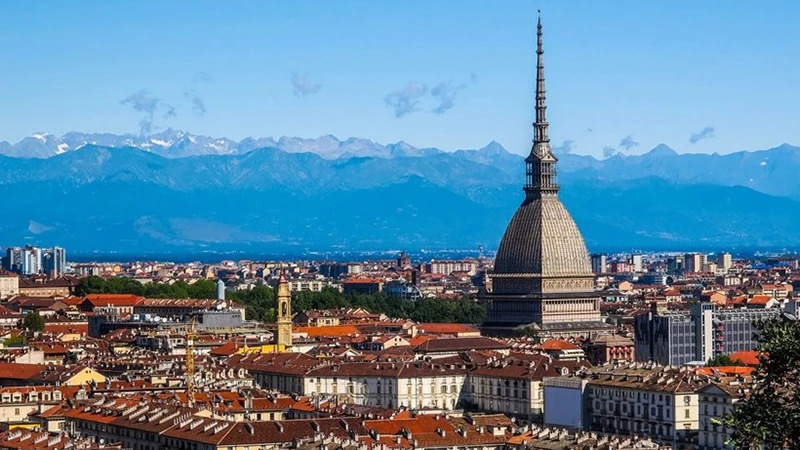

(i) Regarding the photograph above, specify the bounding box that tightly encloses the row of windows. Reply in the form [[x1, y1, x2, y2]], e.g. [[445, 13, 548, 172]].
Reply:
[[0, 391, 62, 403]]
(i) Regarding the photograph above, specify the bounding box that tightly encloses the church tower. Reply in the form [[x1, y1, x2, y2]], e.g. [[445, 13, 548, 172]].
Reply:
[[275, 268, 293, 348]]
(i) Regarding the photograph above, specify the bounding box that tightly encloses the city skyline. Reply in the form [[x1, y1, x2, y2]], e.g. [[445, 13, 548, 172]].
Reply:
[[2, 1, 800, 157]]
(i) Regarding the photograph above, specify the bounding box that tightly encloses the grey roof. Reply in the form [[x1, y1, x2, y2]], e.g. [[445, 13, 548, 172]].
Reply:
[[493, 15, 592, 280], [494, 195, 592, 277]]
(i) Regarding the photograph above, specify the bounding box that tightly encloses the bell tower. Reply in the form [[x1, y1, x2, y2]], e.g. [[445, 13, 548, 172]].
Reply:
[[275, 268, 293, 348]]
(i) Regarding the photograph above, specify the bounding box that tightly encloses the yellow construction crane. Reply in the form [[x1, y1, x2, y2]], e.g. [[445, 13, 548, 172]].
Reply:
[[185, 315, 196, 406]]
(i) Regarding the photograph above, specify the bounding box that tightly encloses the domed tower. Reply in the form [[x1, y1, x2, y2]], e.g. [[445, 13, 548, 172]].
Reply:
[[483, 14, 607, 338]]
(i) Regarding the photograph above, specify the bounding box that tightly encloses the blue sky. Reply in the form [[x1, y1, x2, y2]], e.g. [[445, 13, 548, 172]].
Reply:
[[1, 0, 799, 157]]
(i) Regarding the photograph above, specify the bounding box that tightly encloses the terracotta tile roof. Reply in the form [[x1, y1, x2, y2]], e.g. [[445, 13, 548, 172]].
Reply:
[[414, 337, 509, 353], [61, 297, 84, 306], [696, 366, 754, 376], [730, 350, 760, 366], [408, 335, 434, 347], [210, 341, 240, 356], [295, 325, 360, 337], [416, 323, 479, 335], [43, 322, 88, 335], [540, 339, 580, 351], [0, 362, 47, 381], [83, 294, 144, 307], [747, 294, 772, 305]]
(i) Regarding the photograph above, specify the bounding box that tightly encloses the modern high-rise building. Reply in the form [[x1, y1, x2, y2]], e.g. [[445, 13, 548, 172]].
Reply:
[[21, 245, 42, 275], [482, 16, 608, 338], [631, 254, 644, 273], [42, 246, 67, 277], [590, 253, 607, 274], [666, 255, 684, 274], [4, 247, 23, 273], [683, 253, 702, 273], [216, 279, 226, 301], [717, 253, 732, 273], [634, 302, 779, 365]]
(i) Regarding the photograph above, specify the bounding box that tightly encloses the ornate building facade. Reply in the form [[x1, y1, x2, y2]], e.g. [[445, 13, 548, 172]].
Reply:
[[482, 15, 608, 338]]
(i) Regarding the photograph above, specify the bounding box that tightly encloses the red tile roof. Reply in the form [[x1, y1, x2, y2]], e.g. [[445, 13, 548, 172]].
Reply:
[[83, 294, 144, 307], [730, 350, 760, 366], [295, 325, 360, 337], [748, 295, 772, 305], [540, 339, 580, 351], [0, 362, 47, 380], [416, 323, 479, 335], [43, 323, 88, 335]]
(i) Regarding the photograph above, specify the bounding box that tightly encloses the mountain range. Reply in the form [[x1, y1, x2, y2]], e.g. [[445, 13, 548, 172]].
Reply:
[[2, 131, 800, 254], [0, 130, 445, 160]]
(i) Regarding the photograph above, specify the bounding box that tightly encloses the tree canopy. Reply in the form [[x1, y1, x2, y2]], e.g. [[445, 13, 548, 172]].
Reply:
[[73, 276, 485, 324], [23, 311, 45, 332], [292, 288, 485, 324], [706, 353, 745, 367], [726, 318, 800, 449], [75, 276, 218, 299]]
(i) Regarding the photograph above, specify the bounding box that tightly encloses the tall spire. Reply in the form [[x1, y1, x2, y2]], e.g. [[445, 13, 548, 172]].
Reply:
[[524, 10, 559, 199], [534, 11, 549, 152]]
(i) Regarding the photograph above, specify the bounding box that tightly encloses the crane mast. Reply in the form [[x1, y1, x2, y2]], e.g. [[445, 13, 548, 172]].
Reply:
[[185, 315, 196, 406]]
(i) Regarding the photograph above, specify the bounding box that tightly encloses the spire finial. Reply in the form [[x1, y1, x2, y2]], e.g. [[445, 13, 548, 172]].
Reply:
[[523, 10, 559, 199], [534, 10, 548, 149]]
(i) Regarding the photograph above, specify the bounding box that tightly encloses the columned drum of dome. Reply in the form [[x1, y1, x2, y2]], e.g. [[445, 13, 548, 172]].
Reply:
[[481, 14, 609, 338]]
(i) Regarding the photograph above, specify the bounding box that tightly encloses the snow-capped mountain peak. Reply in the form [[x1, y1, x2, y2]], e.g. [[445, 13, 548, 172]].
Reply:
[[31, 132, 51, 142], [0, 130, 439, 160]]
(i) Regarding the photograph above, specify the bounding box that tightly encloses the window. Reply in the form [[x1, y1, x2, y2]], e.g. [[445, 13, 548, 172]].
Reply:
[[685, 409, 690, 419]]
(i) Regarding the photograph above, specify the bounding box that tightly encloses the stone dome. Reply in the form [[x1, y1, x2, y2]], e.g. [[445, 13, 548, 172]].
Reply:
[[494, 195, 592, 277]]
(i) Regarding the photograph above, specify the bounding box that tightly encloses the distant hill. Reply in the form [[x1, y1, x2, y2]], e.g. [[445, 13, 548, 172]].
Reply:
[[1, 140, 800, 253]]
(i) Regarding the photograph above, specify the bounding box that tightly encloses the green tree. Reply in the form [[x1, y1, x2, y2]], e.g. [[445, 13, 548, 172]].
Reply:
[[23, 311, 45, 332], [726, 318, 800, 449], [187, 279, 218, 299], [706, 353, 745, 367], [288, 289, 485, 324], [74, 275, 221, 299], [75, 276, 110, 296], [3, 335, 27, 346], [227, 285, 276, 322]]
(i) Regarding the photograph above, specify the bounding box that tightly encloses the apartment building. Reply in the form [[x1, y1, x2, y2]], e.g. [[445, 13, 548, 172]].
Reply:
[[230, 351, 584, 419], [0, 271, 19, 299], [544, 365, 708, 446], [634, 302, 779, 365], [697, 377, 751, 450]]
